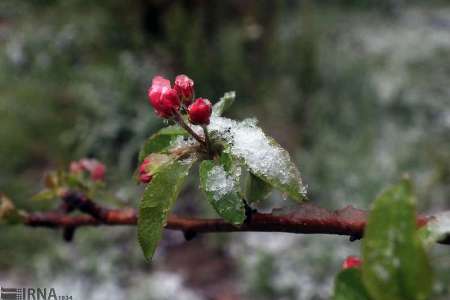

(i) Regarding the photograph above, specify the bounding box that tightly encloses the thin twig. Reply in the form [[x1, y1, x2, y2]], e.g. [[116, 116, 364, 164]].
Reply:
[[202, 125, 212, 157], [173, 110, 206, 146]]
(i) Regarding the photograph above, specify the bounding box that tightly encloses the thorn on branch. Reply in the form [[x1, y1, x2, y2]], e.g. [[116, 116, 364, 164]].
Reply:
[[243, 200, 256, 225], [183, 230, 197, 241], [349, 234, 362, 242]]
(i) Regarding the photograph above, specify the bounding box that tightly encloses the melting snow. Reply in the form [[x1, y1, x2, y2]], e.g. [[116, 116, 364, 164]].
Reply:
[[205, 165, 236, 201], [169, 135, 198, 150], [428, 211, 450, 240], [208, 116, 306, 197]]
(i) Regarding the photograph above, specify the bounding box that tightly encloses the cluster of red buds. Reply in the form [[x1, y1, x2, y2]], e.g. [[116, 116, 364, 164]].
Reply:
[[147, 74, 212, 125], [342, 256, 362, 269], [141, 74, 213, 184], [70, 158, 106, 181]]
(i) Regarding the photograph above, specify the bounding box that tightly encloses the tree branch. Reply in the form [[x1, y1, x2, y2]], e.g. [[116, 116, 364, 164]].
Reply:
[[22, 192, 449, 245]]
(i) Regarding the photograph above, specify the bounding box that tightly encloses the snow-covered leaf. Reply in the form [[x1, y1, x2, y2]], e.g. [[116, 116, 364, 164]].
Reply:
[[362, 179, 432, 300], [333, 269, 371, 300], [138, 158, 195, 261], [212, 91, 235, 117], [199, 156, 245, 225], [138, 125, 188, 163], [245, 172, 272, 203], [208, 116, 307, 201]]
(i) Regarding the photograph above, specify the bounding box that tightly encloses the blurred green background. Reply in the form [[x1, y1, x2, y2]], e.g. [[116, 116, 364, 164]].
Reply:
[[0, 1, 449, 299]]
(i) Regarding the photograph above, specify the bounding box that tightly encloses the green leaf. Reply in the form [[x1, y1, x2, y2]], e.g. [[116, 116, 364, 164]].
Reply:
[[208, 117, 307, 201], [212, 91, 236, 117], [138, 125, 188, 163], [245, 172, 272, 203], [333, 269, 371, 300], [32, 189, 58, 201], [362, 179, 432, 300], [199, 157, 246, 225], [419, 211, 450, 247], [138, 158, 195, 260], [218, 150, 234, 171]]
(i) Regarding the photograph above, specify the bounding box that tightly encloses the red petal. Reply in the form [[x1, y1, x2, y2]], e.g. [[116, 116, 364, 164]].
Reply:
[[152, 76, 171, 88]]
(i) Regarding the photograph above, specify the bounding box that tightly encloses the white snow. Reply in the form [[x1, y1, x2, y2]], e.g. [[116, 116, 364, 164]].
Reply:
[[204, 165, 235, 201], [428, 211, 450, 240], [169, 135, 198, 150], [208, 116, 306, 197]]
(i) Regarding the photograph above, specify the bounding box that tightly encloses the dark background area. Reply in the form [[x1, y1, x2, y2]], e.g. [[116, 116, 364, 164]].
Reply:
[[0, 1, 449, 299]]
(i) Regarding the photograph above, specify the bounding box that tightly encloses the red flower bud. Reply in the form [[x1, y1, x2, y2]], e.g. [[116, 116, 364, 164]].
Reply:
[[138, 158, 153, 184], [139, 172, 153, 184], [138, 154, 171, 184], [188, 98, 212, 125], [148, 76, 180, 118], [70, 159, 106, 181], [139, 158, 150, 173], [342, 256, 362, 269], [70, 161, 84, 173], [90, 163, 106, 181], [174, 74, 194, 105]]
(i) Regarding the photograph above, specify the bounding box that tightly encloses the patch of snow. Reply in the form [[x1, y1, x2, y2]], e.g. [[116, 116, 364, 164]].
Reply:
[[204, 165, 236, 201], [428, 211, 450, 240], [208, 116, 306, 197], [169, 136, 198, 150]]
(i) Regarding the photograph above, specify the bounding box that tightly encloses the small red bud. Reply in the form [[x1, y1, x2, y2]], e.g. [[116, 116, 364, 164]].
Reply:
[[70, 159, 106, 181], [148, 76, 180, 118], [90, 163, 106, 181], [188, 98, 212, 125], [139, 172, 153, 184], [342, 256, 362, 269], [174, 74, 194, 105], [79, 159, 93, 171], [138, 158, 153, 184], [138, 154, 171, 184], [70, 161, 84, 173], [139, 158, 150, 174]]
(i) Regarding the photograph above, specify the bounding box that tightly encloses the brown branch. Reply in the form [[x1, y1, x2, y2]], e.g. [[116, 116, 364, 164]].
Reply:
[[23, 193, 450, 245], [173, 110, 206, 146], [63, 191, 109, 222]]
